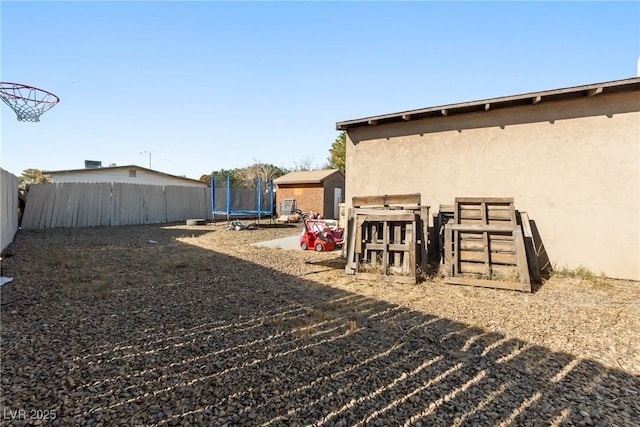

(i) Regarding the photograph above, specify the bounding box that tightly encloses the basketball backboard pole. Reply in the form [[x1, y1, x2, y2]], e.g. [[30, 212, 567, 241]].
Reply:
[[0, 82, 60, 122]]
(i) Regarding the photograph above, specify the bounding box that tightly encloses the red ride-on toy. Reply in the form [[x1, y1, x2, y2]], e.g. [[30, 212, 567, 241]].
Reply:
[[300, 215, 339, 252]]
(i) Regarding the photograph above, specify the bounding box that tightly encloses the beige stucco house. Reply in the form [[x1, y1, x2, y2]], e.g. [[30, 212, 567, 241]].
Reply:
[[43, 165, 207, 188], [337, 77, 640, 281]]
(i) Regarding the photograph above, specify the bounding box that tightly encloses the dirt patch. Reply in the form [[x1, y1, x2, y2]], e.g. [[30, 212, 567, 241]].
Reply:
[[1, 221, 638, 425]]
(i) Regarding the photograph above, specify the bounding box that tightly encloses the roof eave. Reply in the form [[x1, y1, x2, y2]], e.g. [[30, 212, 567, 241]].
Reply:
[[336, 77, 640, 131]]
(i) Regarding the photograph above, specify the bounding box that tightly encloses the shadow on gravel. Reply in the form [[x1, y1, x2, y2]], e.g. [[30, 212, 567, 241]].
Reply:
[[0, 225, 638, 426]]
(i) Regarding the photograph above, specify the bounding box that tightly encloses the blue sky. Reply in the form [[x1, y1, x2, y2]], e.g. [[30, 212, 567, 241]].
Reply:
[[1, 1, 638, 180]]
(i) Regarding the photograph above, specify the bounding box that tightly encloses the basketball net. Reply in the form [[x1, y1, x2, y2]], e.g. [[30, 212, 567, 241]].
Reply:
[[0, 82, 60, 122]]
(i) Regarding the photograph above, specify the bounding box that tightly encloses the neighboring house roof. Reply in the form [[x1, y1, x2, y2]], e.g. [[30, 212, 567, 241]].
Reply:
[[42, 165, 205, 186], [274, 169, 344, 185], [336, 77, 640, 130]]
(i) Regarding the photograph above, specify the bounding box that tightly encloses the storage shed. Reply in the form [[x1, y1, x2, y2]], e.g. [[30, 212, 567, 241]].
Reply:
[[274, 169, 345, 219], [337, 77, 640, 281]]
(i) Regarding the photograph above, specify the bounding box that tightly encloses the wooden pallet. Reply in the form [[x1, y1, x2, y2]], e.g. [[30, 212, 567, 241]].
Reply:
[[444, 198, 532, 292], [345, 194, 428, 284], [354, 212, 418, 284]]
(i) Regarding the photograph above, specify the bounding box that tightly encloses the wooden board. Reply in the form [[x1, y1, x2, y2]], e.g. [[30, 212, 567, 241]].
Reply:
[[520, 212, 542, 283], [445, 276, 532, 293], [352, 193, 421, 208]]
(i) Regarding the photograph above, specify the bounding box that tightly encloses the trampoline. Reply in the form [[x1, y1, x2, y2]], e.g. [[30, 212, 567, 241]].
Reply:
[[211, 175, 274, 222]]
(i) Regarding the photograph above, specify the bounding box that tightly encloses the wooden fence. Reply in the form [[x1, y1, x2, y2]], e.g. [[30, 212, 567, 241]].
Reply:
[[21, 182, 213, 229], [1, 168, 19, 251]]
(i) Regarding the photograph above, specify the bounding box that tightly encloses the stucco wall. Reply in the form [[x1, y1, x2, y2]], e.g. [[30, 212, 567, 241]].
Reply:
[[345, 92, 640, 280]]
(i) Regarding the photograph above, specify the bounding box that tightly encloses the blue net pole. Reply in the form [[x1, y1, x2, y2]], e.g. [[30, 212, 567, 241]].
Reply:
[[269, 180, 274, 221], [257, 178, 262, 223], [226, 175, 231, 221], [211, 175, 216, 220]]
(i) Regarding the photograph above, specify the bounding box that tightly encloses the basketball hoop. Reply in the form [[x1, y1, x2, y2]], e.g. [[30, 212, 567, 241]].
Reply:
[[0, 82, 60, 122]]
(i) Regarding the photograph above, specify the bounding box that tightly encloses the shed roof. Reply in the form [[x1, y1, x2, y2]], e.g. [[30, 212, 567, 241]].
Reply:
[[42, 165, 205, 186], [274, 169, 344, 185], [336, 77, 640, 130]]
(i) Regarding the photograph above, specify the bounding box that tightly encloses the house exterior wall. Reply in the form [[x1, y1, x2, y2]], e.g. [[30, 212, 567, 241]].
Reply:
[[49, 169, 206, 187], [345, 91, 640, 280], [276, 183, 325, 216]]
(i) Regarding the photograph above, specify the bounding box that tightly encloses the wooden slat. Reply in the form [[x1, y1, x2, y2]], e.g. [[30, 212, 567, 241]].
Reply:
[[445, 276, 531, 292], [448, 224, 516, 232], [482, 228, 491, 276], [520, 212, 541, 283], [355, 272, 417, 285], [359, 213, 417, 222], [453, 220, 460, 276], [21, 184, 46, 229], [455, 197, 514, 204], [352, 193, 421, 207], [458, 209, 514, 220], [355, 215, 366, 254], [444, 224, 453, 277], [420, 205, 429, 273], [459, 250, 517, 265], [365, 243, 412, 252], [345, 209, 357, 274], [407, 219, 416, 274], [354, 208, 416, 215], [460, 239, 514, 252], [460, 232, 514, 242], [459, 262, 519, 277], [382, 220, 389, 274], [513, 229, 531, 285], [393, 223, 401, 267]]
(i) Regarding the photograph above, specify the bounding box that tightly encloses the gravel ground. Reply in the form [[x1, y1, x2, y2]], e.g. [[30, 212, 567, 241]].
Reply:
[[1, 221, 638, 426]]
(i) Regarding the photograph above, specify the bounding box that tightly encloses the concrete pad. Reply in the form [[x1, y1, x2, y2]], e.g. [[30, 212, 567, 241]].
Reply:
[[251, 234, 302, 251]]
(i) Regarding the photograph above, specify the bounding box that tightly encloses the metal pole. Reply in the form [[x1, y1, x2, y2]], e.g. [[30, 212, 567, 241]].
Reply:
[[226, 175, 231, 222], [211, 175, 216, 221], [269, 180, 274, 224], [257, 178, 262, 225]]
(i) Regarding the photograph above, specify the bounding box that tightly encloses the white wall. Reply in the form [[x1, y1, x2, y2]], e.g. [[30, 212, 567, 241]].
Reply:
[[50, 168, 205, 188]]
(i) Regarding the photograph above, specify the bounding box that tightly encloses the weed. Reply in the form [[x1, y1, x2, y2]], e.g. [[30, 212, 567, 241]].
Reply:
[[492, 267, 519, 282], [551, 265, 609, 287], [344, 319, 357, 334], [553, 265, 596, 280], [272, 315, 285, 333], [97, 280, 113, 301]]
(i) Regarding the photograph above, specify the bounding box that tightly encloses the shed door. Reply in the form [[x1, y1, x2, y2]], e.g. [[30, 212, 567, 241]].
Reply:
[[333, 188, 342, 219]]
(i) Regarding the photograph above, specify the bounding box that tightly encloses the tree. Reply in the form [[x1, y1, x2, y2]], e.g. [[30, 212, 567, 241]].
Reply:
[[19, 168, 47, 186], [205, 163, 287, 189], [208, 168, 243, 188], [235, 161, 287, 188], [198, 174, 212, 186], [328, 131, 346, 173], [290, 157, 316, 172]]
